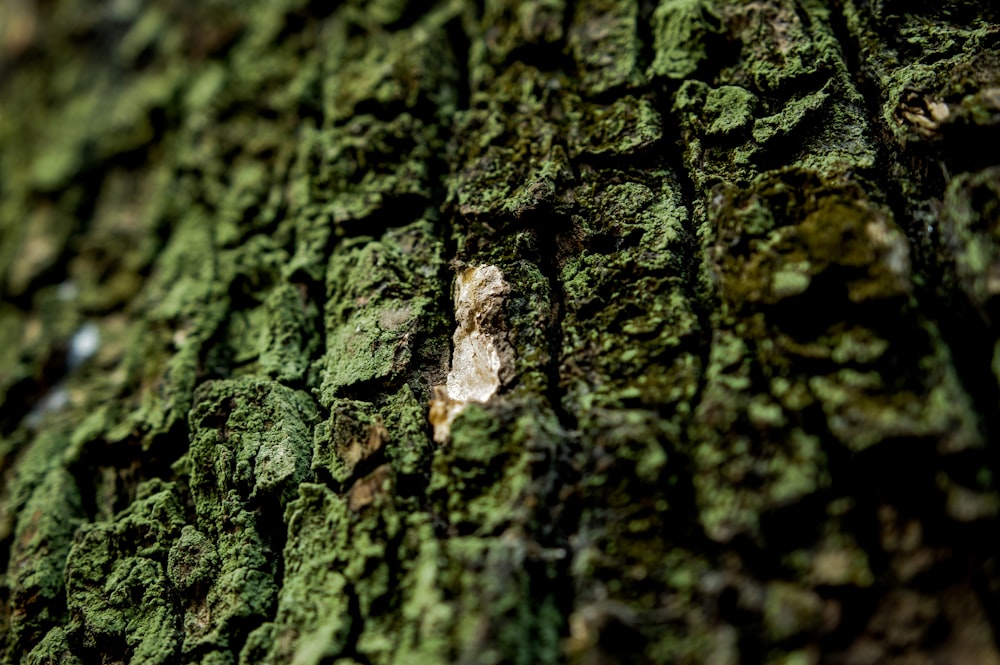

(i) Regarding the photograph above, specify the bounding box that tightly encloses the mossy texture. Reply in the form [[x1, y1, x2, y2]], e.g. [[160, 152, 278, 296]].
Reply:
[[2, 0, 1000, 663]]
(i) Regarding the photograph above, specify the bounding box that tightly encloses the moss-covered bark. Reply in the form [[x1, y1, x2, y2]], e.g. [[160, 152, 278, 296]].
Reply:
[[2, 1, 999, 663]]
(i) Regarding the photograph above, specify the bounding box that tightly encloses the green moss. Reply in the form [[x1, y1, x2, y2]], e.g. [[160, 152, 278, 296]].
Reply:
[[4, 1, 467, 662], [490, 258, 553, 396], [447, 63, 579, 222], [569, 409, 722, 661], [189, 377, 318, 512], [751, 82, 831, 145], [1, 197, 78, 298], [300, 113, 440, 229], [167, 526, 220, 593], [690, 380, 830, 542], [785, 529, 874, 588], [63, 480, 186, 663], [324, 3, 463, 125], [319, 221, 444, 402], [941, 166, 1000, 316], [173, 378, 320, 656], [258, 283, 321, 384], [6, 466, 83, 652], [143, 215, 221, 324], [472, 0, 565, 85], [739, 0, 836, 93], [411, 536, 565, 665], [312, 398, 386, 485], [23, 628, 83, 665], [569, 96, 662, 158], [392, 523, 454, 663], [767, 650, 816, 665], [430, 403, 528, 531], [763, 581, 823, 643], [673, 3, 880, 189], [0, 305, 26, 417], [380, 385, 435, 477], [842, 0, 999, 145], [239, 483, 354, 665], [559, 171, 698, 416], [688, 168, 988, 545], [648, 0, 720, 81], [809, 357, 979, 453], [427, 399, 566, 576], [568, 0, 644, 96], [704, 85, 757, 138], [132, 322, 205, 447], [0, 430, 72, 528], [708, 174, 911, 311]]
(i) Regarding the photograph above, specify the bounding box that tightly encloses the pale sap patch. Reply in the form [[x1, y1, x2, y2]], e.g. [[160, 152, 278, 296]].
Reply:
[[67, 321, 100, 370], [429, 265, 509, 442]]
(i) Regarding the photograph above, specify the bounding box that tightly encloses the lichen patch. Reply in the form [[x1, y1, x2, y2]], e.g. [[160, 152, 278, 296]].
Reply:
[[429, 265, 510, 442]]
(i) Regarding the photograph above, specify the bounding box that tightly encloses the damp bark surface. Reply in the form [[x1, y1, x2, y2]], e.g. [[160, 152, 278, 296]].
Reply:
[[2, 1, 1000, 663]]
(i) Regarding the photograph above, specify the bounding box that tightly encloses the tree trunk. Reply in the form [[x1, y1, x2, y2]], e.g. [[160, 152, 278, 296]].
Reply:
[[2, 0, 1000, 663]]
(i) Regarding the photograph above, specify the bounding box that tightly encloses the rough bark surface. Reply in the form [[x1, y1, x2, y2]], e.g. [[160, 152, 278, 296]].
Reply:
[[2, 1, 1000, 663]]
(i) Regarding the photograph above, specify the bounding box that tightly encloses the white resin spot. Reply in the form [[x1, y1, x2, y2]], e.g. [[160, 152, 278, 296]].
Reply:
[[68, 322, 100, 370], [430, 265, 509, 442]]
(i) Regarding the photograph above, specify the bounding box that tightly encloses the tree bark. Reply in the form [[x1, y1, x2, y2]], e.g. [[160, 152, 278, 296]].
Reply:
[[2, 1, 1000, 663]]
